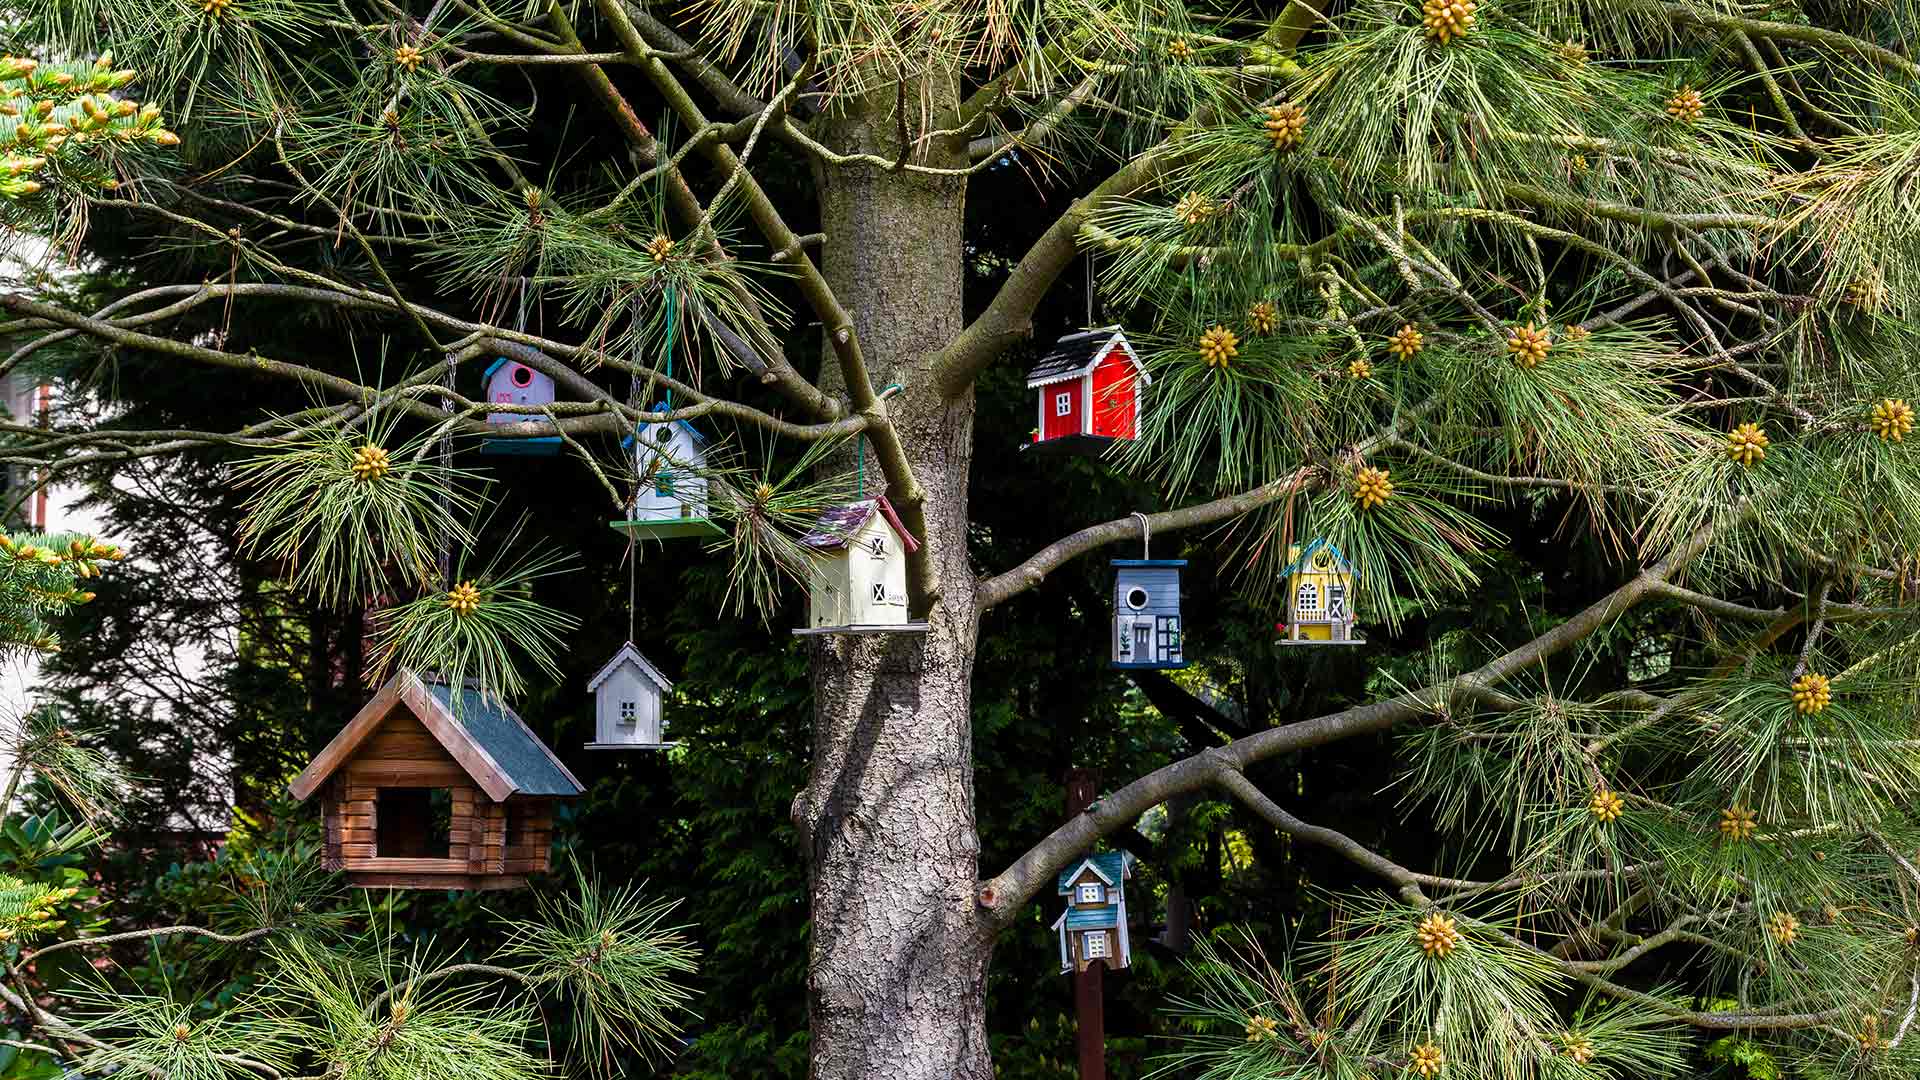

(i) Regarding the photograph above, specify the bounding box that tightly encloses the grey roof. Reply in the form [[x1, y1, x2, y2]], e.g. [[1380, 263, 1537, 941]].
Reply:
[[424, 681, 585, 797], [587, 642, 674, 694], [1026, 327, 1144, 387], [800, 496, 920, 553]]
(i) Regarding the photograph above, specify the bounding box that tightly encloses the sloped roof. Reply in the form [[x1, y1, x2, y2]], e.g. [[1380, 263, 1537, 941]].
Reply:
[[1057, 850, 1132, 894], [587, 642, 674, 694], [1281, 538, 1352, 577], [800, 495, 921, 554], [1057, 906, 1121, 931], [289, 669, 584, 804], [1025, 327, 1147, 388], [623, 401, 707, 450]]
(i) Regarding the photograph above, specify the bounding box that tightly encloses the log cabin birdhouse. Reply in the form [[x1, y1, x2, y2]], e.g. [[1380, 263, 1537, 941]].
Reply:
[[793, 496, 928, 635], [610, 404, 721, 540], [1277, 540, 1364, 646], [585, 642, 674, 750], [481, 356, 562, 455], [1024, 327, 1148, 455], [1112, 559, 1187, 669], [1052, 851, 1135, 974], [289, 669, 584, 890]]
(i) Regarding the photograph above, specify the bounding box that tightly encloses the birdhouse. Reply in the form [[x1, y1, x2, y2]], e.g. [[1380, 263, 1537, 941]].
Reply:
[[288, 669, 584, 890], [793, 496, 928, 635], [1023, 326, 1149, 455], [610, 404, 721, 540], [1277, 540, 1364, 645], [1052, 851, 1134, 974], [480, 356, 562, 455], [1112, 559, 1187, 669], [585, 642, 674, 750]]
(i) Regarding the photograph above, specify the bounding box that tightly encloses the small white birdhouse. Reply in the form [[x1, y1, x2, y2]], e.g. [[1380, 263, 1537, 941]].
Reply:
[[793, 496, 928, 635], [585, 642, 675, 750], [610, 404, 721, 541], [1052, 851, 1134, 974]]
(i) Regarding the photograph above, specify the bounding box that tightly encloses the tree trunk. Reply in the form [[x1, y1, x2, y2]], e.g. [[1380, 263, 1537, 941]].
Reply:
[[795, 77, 994, 1080]]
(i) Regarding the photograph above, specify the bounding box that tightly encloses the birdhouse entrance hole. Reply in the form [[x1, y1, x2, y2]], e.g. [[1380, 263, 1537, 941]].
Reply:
[[375, 787, 453, 859]]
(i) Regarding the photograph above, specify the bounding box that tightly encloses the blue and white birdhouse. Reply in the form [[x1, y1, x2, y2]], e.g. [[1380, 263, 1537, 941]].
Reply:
[[1112, 559, 1187, 669], [1052, 851, 1134, 973], [585, 642, 674, 750], [610, 403, 721, 540], [480, 356, 561, 455]]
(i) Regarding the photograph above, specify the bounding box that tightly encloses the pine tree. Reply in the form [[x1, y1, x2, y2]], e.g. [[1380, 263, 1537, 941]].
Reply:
[[13, 1, 1920, 1078]]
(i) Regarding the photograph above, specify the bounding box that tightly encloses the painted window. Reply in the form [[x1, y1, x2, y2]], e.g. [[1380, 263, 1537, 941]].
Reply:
[[619, 700, 637, 723], [655, 472, 675, 497], [1084, 932, 1109, 960], [1056, 391, 1072, 416], [1296, 581, 1321, 616], [1328, 584, 1347, 618], [869, 536, 886, 558], [1159, 616, 1182, 659], [871, 583, 887, 604], [1077, 882, 1104, 904]]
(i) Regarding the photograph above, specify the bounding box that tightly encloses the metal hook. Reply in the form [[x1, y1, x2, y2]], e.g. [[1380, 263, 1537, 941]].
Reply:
[[1130, 511, 1150, 561]]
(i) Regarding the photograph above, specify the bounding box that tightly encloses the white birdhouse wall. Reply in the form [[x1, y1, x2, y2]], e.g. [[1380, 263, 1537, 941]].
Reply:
[[595, 667, 664, 744]]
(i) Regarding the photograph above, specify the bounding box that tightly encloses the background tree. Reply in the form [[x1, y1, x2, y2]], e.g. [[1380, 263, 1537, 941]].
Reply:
[[14, 2, 1920, 1080]]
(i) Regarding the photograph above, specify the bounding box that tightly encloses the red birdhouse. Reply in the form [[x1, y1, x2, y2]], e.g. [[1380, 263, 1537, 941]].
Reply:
[[1023, 327, 1148, 455]]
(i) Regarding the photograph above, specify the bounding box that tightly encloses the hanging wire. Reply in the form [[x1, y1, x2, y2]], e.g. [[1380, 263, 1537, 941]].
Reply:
[[662, 281, 678, 410], [1085, 248, 1095, 327], [1131, 511, 1150, 560]]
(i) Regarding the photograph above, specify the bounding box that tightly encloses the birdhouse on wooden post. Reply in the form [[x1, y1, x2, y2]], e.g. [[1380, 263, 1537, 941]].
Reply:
[[1023, 327, 1149, 455], [1112, 559, 1187, 669], [480, 356, 562, 456], [1053, 851, 1134, 974], [1277, 540, 1364, 645], [610, 404, 722, 540], [288, 669, 584, 890], [793, 496, 928, 635], [585, 642, 674, 750]]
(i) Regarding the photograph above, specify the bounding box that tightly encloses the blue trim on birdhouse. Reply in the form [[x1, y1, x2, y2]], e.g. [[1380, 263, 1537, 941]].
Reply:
[[1062, 907, 1120, 931], [1112, 659, 1190, 670], [622, 401, 708, 450], [1057, 851, 1131, 893], [481, 436, 563, 456], [1280, 539, 1352, 576], [483, 356, 510, 380], [1110, 559, 1187, 568]]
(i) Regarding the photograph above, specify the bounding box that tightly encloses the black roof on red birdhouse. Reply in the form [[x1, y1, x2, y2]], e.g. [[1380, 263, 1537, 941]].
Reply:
[[800, 496, 920, 553], [1025, 327, 1147, 388]]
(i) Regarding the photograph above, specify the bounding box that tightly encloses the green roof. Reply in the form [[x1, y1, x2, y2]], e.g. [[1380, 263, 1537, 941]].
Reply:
[[1063, 907, 1119, 930], [425, 681, 583, 797], [1057, 851, 1130, 894]]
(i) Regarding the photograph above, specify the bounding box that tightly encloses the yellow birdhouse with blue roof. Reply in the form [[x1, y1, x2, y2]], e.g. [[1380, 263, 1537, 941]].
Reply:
[[1278, 540, 1363, 645]]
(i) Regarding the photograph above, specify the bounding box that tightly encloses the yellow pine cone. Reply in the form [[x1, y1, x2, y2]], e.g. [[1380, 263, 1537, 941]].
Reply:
[[1871, 398, 1914, 442], [1415, 913, 1463, 957], [1790, 672, 1831, 715], [1167, 38, 1193, 60], [1719, 805, 1758, 842], [200, 0, 233, 12], [1846, 277, 1885, 308], [445, 581, 482, 617], [1590, 788, 1624, 823], [1262, 103, 1307, 150], [1507, 323, 1551, 368], [1244, 1014, 1279, 1042], [1861, 1015, 1883, 1051], [394, 46, 424, 72], [1348, 358, 1373, 380], [646, 234, 674, 263], [1352, 466, 1393, 510], [1247, 300, 1279, 335], [1410, 1042, 1445, 1078], [350, 445, 392, 482], [1197, 325, 1239, 368], [1173, 191, 1214, 226], [1768, 911, 1800, 946], [1387, 324, 1424, 359], [1561, 1032, 1595, 1065], [1725, 422, 1769, 466], [1422, 0, 1475, 43], [1564, 324, 1591, 342], [1666, 85, 1705, 123], [1558, 39, 1589, 65]]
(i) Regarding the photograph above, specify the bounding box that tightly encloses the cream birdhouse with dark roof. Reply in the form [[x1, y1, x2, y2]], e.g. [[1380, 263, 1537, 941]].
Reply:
[[794, 496, 927, 634]]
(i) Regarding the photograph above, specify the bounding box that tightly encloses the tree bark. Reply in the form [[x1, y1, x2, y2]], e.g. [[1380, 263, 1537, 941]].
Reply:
[[795, 77, 994, 1080]]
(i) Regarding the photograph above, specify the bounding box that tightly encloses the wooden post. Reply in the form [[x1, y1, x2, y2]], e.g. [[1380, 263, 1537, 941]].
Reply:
[[1064, 767, 1105, 1080]]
